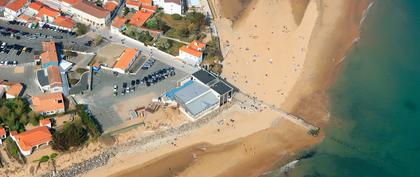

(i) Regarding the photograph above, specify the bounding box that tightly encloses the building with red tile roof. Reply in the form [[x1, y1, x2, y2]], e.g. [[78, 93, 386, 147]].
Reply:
[[104, 1, 117, 12], [111, 16, 127, 33], [140, 4, 157, 12], [5, 83, 23, 99], [37, 6, 60, 22], [62, 0, 79, 5], [0, 127, 6, 139], [39, 118, 52, 128], [53, 16, 75, 30], [28, 1, 43, 11], [71, 1, 110, 27], [4, 0, 29, 20], [31, 92, 65, 115], [40, 41, 59, 68], [0, 0, 11, 7], [128, 9, 153, 27], [178, 40, 206, 66], [126, 0, 152, 10], [10, 126, 52, 156], [113, 48, 140, 74]]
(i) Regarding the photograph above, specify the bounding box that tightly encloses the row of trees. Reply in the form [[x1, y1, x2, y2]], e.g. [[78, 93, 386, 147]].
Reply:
[[0, 98, 41, 132]]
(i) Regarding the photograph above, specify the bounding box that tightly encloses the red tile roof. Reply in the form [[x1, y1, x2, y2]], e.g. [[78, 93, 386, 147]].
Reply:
[[41, 41, 59, 65], [72, 1, 110, 19], [47, 66, 62, 88], [12, 126, 52, 151], [126, 0, 152, 7], [53, 16, 75, 29], [6, 83, 23, 97], [62, 0, 80, 5], [0, 128, 6, 137], [179, 40, 206, 57], [114, 48, 138, 71], [5, 0, 27, 12], [141, 4, 157, 12], [128, 9, 153, 27], [37, 6, 60, 18], [31, 92, 64, 114], [111, 16, 127, 28], [104, 1, 117, 12], [0, 0, 11, 7], [39, 119, 51, 127], [28, 1, 43, 11]]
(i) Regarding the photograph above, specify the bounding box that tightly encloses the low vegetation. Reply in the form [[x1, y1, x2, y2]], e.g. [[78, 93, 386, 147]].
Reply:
[[76, 104, 102, 139], [0, 98, 41, 132], [75, 23, 89, 36], [202, 37, 224, 74], [157, 11, 208, 41], [5, 137, 25, 163], [125, 25, 154, 45], [155, 38, 184, 56], [52, 119, 88, 152]]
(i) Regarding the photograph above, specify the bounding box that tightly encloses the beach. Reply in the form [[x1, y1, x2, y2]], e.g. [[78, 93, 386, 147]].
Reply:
[[83, 0, 370, 176], [0, 0, 371, 176]]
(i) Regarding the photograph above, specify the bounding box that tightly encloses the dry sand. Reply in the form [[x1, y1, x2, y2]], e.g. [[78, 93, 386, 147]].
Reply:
[[0, 0, 371, 176]]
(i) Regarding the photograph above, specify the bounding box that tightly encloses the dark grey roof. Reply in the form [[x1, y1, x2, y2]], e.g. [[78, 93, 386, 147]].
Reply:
[[37, 69, 49, 87], [211, 81, 233, 95], [192, 70, 217, 85]]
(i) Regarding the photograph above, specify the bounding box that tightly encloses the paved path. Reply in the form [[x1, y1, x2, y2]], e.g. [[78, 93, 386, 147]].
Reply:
[[160, 36, 189, 45], [233, 91, 319, 132], [96, 29, 199, 75]]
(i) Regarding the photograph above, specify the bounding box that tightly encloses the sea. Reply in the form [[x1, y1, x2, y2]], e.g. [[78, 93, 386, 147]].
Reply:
[[264, 0, 420, 177]]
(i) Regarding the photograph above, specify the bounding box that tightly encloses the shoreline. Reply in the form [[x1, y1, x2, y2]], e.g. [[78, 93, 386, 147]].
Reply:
[[0, 1, 374, 177]]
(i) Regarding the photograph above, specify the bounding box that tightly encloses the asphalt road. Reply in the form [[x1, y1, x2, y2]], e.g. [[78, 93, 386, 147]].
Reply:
[[0, 64, 43, 96], [75, 60, 188, 130]]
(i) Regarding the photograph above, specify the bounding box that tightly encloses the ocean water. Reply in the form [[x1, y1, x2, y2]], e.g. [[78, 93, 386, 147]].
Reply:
[[268, 1, 420, 177]]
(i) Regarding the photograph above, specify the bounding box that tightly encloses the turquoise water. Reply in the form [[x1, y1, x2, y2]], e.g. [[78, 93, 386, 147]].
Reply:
[[271, 1, 420, 177]]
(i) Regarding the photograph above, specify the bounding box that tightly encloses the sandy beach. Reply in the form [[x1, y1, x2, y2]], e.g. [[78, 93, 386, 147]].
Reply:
[[0, 0, 371, 176]]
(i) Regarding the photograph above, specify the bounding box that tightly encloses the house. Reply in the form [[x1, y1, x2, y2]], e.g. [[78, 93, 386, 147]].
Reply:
[[4, 0, 29, 20], [178, 40, 205, 66], [5, 83, 23, 99], [104, 1, 118, 12], [153, 0, 183, 15], [36, 6, 60, 22], [37, 65, 64, 93], [36, 41, 69, 95], [0, 81, 24, 99], [31, 92, 65, 116], [191, 69, 234, 106], [128, 9, 153, 27], [111, 16, 127, 33], [10, 126, 52, 156], [71, 1, 110, 27], [39, 118, 52, 128], [40, 41, 59, 68], [141, 4, 157, 12], [27, 1, 43, 15], [0, 127, 6, 145], [0, 0, 12, 14], [52, 16, 76, 31], [126, 0, 152, 11], [113, 48, 140, 74]]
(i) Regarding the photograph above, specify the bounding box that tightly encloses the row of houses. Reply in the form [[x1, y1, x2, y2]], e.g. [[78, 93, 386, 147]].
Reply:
[[0, 42, 67, 155]]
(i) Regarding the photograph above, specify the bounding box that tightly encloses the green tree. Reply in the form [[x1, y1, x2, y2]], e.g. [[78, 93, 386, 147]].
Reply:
[[28, 111, 39, 126]]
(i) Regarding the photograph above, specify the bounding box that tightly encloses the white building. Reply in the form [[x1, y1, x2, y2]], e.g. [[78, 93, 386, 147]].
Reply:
[[10, 126, 52, 156], [153, 0, 183, 15], [178, 40, 205, 66], [70, 1, 111, 27], [4, 0, 29, 20]]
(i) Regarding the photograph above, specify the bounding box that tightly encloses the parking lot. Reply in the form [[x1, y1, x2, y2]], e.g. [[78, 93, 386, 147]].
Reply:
[[0, 20, 94, 55], [76, 60, 188, 130], [0, 64, 43, 96]]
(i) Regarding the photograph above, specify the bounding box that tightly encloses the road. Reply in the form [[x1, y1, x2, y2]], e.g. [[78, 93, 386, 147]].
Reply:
[[96, 28, 199, 75]]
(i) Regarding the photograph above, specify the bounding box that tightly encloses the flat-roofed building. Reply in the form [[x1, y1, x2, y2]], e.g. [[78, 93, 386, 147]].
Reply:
[[153, 0, 184, 15], [70, 1, 110, 27], [113, 48, 140, 74], [10, 126, 52, 156]]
